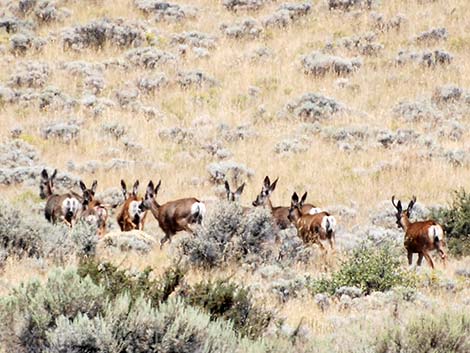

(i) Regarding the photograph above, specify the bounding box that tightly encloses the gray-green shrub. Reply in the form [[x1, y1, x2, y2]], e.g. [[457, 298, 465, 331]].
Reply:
[[432, 189, 470, 256], [310, 242, 416, 295], [375, 311, 470, 353]]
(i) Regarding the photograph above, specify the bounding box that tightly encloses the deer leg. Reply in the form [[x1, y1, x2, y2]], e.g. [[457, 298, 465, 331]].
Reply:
[[160, 233, 171, 250], [423, 252, 435, 269], [417, 253, 424, 266], [407, 251, 413, 267]]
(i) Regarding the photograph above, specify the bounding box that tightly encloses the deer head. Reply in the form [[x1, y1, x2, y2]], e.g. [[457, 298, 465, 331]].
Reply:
[[287, 192, 307, 222], [39, 168, 57, 199], [142, 180, 162, 211], [224, 180, 245, 202], [392, 195, 416, 229], [252, 176, 278, 207], [79, 180, 97, 207], [121, 180, 140, 199]]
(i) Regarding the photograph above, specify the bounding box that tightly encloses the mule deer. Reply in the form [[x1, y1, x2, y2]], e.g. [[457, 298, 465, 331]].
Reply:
[[39, 169, 82, 227], [392, 196, 447, 269], [79, 180, 108, 237], [288, 192, 337, 251], [116, 180, 147, 231], [252, 176, 318, 229], [142, 180, 206, 249]]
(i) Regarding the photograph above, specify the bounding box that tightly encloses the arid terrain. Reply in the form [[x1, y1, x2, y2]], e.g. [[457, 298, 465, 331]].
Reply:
[[0, 0, 469, 352]]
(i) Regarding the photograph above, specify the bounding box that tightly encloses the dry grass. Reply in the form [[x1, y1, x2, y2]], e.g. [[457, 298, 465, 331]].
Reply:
[[1, 0, 470, 346]]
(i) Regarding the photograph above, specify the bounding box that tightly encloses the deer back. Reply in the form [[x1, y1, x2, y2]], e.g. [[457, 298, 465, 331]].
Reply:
[[47, 193, 82, 225], [156, 197, 202, 234], [81, 199, 108, 236], [404, 220, 444, 253], [117, 195, 147, 231]]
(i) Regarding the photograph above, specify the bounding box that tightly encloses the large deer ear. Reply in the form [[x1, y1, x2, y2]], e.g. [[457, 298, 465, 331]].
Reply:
[[121, 180, 127, 198], [41, 169, 49, 180], [270, 177, 278, 192], [51, 169, 57, 180], [300, 192, 308, 205], [145, 180, 155, 199], [263, 176, 271, 189], [154, 180, 161, 194], [132, 180, 139, 196], [397, 200, 402, 212], [291, 192, 299, 204], [224, 180, 231, 197], [79, 181, 87, 192], [235, 183, 245, 197], [91, 180, 98, 194]]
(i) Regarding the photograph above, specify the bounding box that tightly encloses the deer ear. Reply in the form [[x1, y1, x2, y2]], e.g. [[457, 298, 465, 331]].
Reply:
[[235, 183, 245, 197], [300, 192, 308, 205], [91, 180, 98, 194], [224, 180, 230, 194], [155, 180, 161, 194], [145, 181, 154, 199], [292, 192, 299, 204], [263, 176, 270, 189], [397, 200, 402, 211], [51, 169, 57, 180], [270, 178, 278, 192], [41, 169, 49, 180], [121, 180, 127, 197], [79, 181, 87, 192], [132, 180, 139, 196]]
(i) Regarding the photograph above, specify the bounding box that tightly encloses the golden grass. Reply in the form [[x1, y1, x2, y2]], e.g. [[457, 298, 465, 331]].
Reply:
[[1, 0, 470, 339]]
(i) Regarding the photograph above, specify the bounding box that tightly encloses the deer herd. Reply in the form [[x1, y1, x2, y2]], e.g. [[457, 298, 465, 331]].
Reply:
[[39, 169, 448, 268]]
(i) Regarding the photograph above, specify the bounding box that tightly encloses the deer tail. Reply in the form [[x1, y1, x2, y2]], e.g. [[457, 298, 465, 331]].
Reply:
[[191, 202, 206, 225]]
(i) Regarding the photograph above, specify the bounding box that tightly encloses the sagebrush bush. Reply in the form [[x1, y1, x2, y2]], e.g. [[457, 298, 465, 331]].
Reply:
[[0, 267, 105, 352], [185, 279, 274, 339], [179, 202, 275, 268], [375, 311, 470, 353], [432, 189, 470, 256], [0, 265, 279, 353], [310, 242, 416, 295], [77, 260, 185, 305]]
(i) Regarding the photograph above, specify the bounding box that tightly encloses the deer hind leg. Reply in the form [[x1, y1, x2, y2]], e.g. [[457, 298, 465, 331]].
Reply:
[[417, 252, 424, 266], [160, 232, 172, 250], [423, 251, 435, 269], [177, 218, 195, 235]]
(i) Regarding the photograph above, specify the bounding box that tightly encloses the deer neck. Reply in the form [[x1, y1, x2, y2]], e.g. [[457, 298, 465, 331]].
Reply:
[[267, 198, 274, 211], [400, 214, 411, 231]]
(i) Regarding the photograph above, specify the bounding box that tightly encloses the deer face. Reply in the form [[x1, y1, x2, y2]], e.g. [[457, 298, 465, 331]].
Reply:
[[392, 195, 415, 228], [39, 169, 57, 199], [225, 181, 245, 202], [288, 192, 304, 223], [252, 176, 278, 207], [142, 180, 161, 211], [80, 180, 97, 207]]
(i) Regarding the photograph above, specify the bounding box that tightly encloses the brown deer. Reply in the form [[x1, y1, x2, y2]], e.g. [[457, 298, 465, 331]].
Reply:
[[79, 180, 109, 237], [252, 176, 319, 229], [142, 180, 206, 249], [288, 192, 337, 251], [392, 196, 447, 269], [116, 180, 147, 232], [39, 169, 82, 227]]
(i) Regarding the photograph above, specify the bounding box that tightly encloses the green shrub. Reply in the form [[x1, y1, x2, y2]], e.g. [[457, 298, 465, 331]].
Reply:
[[375, 311, 470, 353], [77, 260, 185, 305], [185, 279, 274, 339], [310, 243, 416, 295], [432, 189, 470, 256]]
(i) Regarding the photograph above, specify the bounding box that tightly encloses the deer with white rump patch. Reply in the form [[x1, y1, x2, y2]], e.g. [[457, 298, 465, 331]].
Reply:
[[116, 180, 148, 231], [252, 176, 319, 229], [288, 192, 337, 251], [142, 180, 206, 249], [39, 169, 82, 227], [79, 180, 109, 237], [392, 196, 447, 269]]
